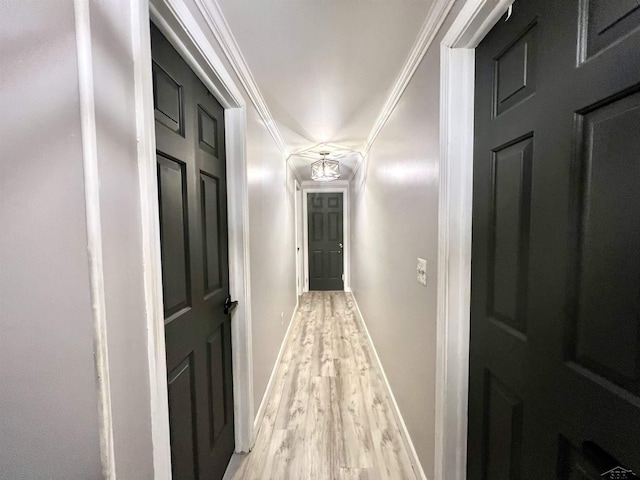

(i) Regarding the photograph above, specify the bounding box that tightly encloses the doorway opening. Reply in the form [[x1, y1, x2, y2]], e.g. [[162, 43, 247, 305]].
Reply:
[[436, 0, 640, 478], [294, 181, 304, 298], [137, 3, 255, 478], [301, 185, 350, 293]]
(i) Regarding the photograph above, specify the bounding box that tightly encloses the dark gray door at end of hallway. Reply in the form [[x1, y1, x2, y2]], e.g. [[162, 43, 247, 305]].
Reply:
[[152, 23, 234, 480], [308, 192, 344, 291], [469, 1, 640, 479]]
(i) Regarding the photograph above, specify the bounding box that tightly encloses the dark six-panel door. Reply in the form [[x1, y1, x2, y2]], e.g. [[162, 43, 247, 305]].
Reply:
[[152, 24, 234, 480], [308, 192, 344, 291], [469, 1, 640, 479]]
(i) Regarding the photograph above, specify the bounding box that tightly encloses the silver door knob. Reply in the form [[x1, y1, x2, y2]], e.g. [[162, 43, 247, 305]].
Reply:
[[339, 243, 343, 248]]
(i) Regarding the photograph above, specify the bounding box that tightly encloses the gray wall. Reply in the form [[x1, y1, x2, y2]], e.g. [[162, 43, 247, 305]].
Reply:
[[1, 1, 159, 478], [0, 2, 104, 478], [247, 141, 298, 414], [349, 3, 461, 477]]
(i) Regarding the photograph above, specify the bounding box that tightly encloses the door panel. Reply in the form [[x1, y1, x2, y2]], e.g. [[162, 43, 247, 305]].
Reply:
[[470, 1, 640, 478], [488, 136, 533, 334], [168, 355, 198, 480], [570, 92, 640, 395], [158, 155, 191, 317], [201, 173, 222, 295], [483, 372, 524, 480], [206, 324, 228, 443], [152, 23, 234, 480], [579, 0, 640, 62], [494, 21, 537, 116], [308, 192, 344, 291]]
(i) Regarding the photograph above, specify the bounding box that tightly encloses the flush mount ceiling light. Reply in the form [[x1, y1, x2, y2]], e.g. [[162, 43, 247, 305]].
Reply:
[[311, 151, 340, 182]]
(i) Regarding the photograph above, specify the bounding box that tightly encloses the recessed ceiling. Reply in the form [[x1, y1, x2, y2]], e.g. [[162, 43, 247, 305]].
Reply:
[[214, 0, 434, 180]]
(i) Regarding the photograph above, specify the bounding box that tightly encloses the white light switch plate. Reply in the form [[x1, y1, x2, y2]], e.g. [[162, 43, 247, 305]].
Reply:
[[417, 258, 427, 286]]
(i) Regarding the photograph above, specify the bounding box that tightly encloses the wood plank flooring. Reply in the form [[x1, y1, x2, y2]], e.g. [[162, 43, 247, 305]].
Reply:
[[224, 292, 417, 480]]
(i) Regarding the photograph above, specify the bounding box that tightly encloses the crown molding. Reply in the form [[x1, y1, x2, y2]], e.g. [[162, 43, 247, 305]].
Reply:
[[351, 0, 458, 181], [193, 0, 290, 159]]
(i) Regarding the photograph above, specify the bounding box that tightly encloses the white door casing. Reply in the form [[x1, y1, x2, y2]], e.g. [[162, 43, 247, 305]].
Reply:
[[135, 0, 256, 477], [294, 181, 305, 298], [301, 183, 350, 293], [435, 1, 514, 479]]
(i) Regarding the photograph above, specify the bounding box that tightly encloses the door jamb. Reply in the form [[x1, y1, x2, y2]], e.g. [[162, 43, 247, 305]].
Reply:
[[434, 1, 514, 479], [294, 181, 304, 298], [302, 185, 350, 292], [135, 1, 255, 477]]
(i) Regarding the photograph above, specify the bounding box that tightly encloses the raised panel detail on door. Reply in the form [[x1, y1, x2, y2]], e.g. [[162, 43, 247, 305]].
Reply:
[[328, 212, 340, 241], [482, 371, 523, 480], [158, 154, 191, 318], [579, 0, 640, 62], [312, 212, 324, 241], [198, 106, 218, 155], [569, 89, 640, 396], [153, 61, 183, 135], [488, 136, 533, 336], [201, 172, 222, 296], [312, 251, 324, 278], [168, 354, 198, 480], [207, 326, 227, 445], [494, 22, 537, 116]]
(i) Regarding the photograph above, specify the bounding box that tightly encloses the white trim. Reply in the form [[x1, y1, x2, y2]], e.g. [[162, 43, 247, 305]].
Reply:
[[142, 2, 256, 474], [302, 186, 350, 293], [435, 2, 513, 480], [294, 180, 304, 297], [350, 0, 457, 181], [252, 304, 299, 435], [192, 0, 289, 158], [131, 2, 172, 478], [73, 1, 115, 477], [225, 106, 255, 453], [349, 293, 426, 480]]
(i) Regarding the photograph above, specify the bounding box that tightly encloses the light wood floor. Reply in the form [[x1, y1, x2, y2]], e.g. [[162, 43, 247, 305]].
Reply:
[[224, 291, 417, 480]]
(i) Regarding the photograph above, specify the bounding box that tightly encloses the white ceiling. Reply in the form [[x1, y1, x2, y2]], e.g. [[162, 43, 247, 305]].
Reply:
[[214, 0, 434, 181]]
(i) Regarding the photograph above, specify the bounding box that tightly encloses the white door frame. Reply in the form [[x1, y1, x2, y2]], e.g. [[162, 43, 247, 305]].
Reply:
[[302, 185, 350, 292], [294, 181, 304, 297], [134, 1, 255, 477], [434, 1, 514, 479]]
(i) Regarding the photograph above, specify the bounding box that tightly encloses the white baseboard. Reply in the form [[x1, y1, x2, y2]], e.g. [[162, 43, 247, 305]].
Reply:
[[349, 293, 428, 480], [252, 304, 299, 440]]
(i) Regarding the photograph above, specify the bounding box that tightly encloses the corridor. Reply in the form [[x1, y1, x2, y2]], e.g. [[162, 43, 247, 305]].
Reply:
[[224, 292, 416, 480]]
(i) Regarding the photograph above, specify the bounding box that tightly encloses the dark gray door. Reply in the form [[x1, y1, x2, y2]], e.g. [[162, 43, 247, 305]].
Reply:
[[308, 192, 344, 291], [469, 1, 640, 478], [152, 24, 234, 480]]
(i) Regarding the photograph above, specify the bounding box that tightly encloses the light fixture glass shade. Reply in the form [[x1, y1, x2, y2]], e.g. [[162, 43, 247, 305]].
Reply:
[[311, 158, 340, 182]]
